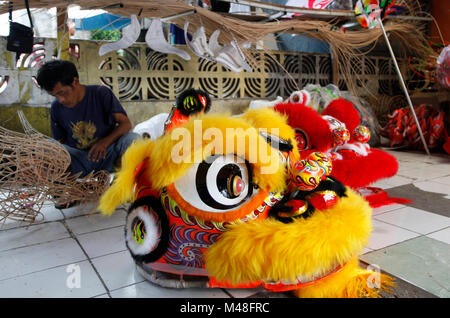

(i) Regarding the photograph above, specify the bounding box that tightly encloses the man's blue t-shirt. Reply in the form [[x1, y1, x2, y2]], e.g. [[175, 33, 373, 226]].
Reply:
[[50, 85, 126, 150]]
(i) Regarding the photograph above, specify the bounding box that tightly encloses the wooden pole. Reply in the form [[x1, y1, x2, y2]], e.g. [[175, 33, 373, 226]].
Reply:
[[56, 7, 70, 60], [377, 17, 431, 156]]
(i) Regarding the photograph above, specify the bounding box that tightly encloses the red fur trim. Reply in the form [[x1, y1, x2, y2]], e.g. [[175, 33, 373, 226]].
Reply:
[[274, 102, 332, 153], [322, 98, 360, 134], [331, 149, 399, 189], [361, 187, 412, 208]]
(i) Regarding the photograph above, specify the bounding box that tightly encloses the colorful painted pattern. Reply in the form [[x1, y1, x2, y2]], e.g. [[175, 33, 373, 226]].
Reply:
[[352, 125, 371, 143], [157, 189, 283, 272], [332, 126, 350, 147], [354, 0, 396, 29], [289, 153, 331, 192]]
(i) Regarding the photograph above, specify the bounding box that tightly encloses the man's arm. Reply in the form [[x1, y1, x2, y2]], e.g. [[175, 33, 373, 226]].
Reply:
[[88, 112, 132, 162], [50, 105, 67, 144]]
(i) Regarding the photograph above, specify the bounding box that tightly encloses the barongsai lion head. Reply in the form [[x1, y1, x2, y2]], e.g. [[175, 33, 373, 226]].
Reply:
[[98, 107, 393, 297]]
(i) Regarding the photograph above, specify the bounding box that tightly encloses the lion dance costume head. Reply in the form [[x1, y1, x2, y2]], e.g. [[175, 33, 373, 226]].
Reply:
[[274, 96, 399, 189], [98, 107, 393, 298]]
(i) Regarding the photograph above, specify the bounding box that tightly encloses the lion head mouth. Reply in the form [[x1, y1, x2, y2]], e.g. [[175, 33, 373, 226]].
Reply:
[[204, 185, 372, 290]]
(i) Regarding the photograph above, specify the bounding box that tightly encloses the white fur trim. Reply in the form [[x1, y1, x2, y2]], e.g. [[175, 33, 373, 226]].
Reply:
[[126, 206, 160, 256]]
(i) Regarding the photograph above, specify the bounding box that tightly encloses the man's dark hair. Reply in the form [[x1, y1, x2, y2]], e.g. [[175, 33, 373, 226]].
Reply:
[[36, 60, 79, 92]]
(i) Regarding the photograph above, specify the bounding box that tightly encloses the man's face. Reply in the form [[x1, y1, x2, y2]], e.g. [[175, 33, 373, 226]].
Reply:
[[49, 81, 78, 108]]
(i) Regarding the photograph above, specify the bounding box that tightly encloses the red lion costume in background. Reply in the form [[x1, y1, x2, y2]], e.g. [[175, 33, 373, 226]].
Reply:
[[274, 97, 407, 207]]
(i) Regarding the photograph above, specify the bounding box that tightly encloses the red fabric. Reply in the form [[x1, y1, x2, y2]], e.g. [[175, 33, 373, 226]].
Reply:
[[164, 109, 190, 132], [307, 191, 338, 210], [331, 148, 398, 189], [208, 278, 261, 289], [358, 187, 412, 208], [443, 134, 450, 155], [274, 102, 332, 153], [274, 99, 400, 189], [322, 98, 361, 134], [381, 104, 447, 150]]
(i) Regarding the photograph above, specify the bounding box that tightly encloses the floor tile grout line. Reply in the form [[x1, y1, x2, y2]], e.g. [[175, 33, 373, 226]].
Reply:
[[0, 258, 88, 283], [0, 219, 65, 233], [0, 206, 127, 233], [364, 232, 440, 254], [107, 281, 147, 295], [221, 288, 234, 298], [424, 226, 450, 236], [89, 249, 129, 261], [91, 292, 111, 298], [372, 215, 450, 236], [0, 217, 65, 232], [70, 223, 126, 237], [61, 219, 112, 298], [372, 204, 450, 218], [371, 218, 434, 236], [372, 205, 409, 216], [0, 233, 74, 254], [0, 223, 126, 253]]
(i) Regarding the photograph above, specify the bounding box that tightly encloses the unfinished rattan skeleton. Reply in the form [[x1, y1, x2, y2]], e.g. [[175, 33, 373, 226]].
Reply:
[[0, 123, 110, 225]]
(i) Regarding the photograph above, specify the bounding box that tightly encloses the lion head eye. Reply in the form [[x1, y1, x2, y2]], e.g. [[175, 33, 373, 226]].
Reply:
[[174, 154, 255, 212], [294, 129, 309, 151]]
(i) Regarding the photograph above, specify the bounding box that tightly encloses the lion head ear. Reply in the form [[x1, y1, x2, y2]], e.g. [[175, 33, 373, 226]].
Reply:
[[196, 89, 211, 113], [240, 107, 299, 158], [176, 88, 211, 116], [322, 98, 360, 133], [274, 102, 333, 154]]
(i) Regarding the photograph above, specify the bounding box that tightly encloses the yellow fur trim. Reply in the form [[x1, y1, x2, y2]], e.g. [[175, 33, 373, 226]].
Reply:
[[205, 188, 372, 286], [97, 138, 154, 215], [98, 111, 293, 215], [241, 107, 300, 161], [143, 113, 286, 192], [294, 257, 395, 298]]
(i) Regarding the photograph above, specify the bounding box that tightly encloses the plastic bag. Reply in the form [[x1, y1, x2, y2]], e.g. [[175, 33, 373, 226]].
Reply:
[[436, 45, 450, 89]]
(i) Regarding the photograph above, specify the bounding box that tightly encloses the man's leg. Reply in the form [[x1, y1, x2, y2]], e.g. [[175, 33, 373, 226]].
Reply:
[[55, 145, 93, 209], [114, 132, 140, 158], [62, 144, 95, 177], [95, 132, 140, 173], [113, 132, 140, 168]]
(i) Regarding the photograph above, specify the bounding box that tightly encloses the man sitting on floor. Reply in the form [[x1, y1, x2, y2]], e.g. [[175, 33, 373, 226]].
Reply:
[[37, 60, 139, 208]]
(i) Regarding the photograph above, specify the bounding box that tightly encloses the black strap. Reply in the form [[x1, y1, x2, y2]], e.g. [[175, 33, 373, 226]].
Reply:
[[25, 0, 33, 28], [8, 1, 12, 22], [8, 1, 34, 28]]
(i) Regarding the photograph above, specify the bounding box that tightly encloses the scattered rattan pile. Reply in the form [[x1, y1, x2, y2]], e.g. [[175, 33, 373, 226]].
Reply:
[[0, 125, 110, 226]]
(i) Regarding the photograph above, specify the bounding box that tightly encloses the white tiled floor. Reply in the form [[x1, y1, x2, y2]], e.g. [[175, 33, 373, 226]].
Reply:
[[0, 149, 449, 298], [367, 219, 421, 250], [374, 206, 450, 235], [426, 227, 450, 245]]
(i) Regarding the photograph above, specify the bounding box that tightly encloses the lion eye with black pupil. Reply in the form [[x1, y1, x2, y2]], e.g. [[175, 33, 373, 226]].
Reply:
[[194, 155, 253, 210], [214, 164, 243, 199]]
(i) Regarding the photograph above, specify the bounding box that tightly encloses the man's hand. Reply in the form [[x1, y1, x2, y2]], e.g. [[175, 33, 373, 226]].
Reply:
[[88, 138, 111, 162], [88, 113, 132, 163]]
